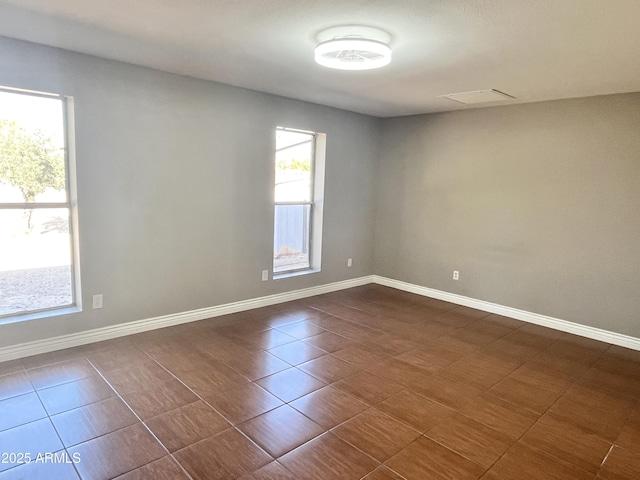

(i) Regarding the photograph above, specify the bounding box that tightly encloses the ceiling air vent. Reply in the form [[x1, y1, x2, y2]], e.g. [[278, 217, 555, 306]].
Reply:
[[439, 89, 515, 105]]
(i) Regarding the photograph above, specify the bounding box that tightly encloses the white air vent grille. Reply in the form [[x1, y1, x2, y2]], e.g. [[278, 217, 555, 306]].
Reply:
[[439, 89, 515, 105]]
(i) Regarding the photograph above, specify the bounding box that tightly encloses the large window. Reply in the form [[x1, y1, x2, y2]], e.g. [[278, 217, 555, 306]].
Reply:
[[273, 127, 324, 275], [0, 87, 78, 319]]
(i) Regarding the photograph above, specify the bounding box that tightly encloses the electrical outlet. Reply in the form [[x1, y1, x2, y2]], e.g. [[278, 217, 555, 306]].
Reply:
[[92, 294, 103, 309], [453, 270, 459, 280], [347, 258, 353, 267], [261, 270, 269, 281]]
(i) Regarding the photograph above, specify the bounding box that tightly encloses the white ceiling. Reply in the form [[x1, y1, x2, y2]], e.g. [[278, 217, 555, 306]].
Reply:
[[1, 0, 639, 118]]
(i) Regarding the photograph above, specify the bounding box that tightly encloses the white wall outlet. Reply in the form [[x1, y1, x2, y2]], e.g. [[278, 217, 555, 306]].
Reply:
[[92, 294, 103, 309], [453, 270, 459, 280], [261, 270, 269, 281], [347, 258, 353, 267]]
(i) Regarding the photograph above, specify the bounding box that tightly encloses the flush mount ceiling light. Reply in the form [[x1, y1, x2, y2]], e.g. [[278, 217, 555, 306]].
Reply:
[[315, 38, 391, 70], [315, 26, 392, 71]]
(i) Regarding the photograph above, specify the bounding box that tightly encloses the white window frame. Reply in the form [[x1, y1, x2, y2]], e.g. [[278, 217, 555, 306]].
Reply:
[[0, 86, 81, 323], [273, 126, 325, 279]]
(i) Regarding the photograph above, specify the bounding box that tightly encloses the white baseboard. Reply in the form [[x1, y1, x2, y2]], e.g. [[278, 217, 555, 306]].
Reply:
[[3, 273, 638, 363], [0, 276, 374, 363], [371, 275, 640, 351]]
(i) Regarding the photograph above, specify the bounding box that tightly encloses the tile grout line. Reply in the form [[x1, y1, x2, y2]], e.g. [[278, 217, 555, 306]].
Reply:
[[172, 309, 410, 479], [99, 344, 310, 477], [3, 286, 638, 480], [599, 444, 615, 471], [33, 359, 97, 480], [1, 357, 102, 480], [350, 311, 609, 478], [83, 356, 195, 480]]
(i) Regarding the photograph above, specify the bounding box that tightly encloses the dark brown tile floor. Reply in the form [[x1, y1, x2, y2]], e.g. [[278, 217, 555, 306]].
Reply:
[[1, 284, 639, 479]]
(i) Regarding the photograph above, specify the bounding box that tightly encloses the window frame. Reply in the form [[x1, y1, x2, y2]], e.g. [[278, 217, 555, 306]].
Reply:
[[273, 126, 321, 277], [0, 86, 80, 321]]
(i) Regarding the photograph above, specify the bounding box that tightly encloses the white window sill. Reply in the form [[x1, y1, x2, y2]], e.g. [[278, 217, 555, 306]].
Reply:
[[0, 306, 82, 326], [273, 268, 321, 280]]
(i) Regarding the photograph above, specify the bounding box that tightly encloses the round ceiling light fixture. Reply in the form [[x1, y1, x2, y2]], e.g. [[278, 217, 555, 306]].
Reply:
[[314, 26, 392, 71]]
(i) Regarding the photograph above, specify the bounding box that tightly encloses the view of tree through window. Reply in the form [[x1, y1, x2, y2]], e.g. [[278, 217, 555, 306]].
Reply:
[[0, 88, 74, 317], [273, 128, 315, 274]]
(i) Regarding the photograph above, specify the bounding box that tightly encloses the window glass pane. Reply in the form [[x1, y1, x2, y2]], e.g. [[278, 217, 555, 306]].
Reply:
[[276, 129, 311, 150], [273, 204, 310, 273], [275, 130, 313, 202], [0, 91, 67, 203], [0, 208, 72, 317]]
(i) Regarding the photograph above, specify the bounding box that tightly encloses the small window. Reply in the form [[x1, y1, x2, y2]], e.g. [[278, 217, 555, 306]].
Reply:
[[0, 87, 78, 319], [273, 127, 324, 275]]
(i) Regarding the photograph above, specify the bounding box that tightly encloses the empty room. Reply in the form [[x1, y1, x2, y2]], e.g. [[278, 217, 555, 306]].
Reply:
[[0, 1, 639, 479]]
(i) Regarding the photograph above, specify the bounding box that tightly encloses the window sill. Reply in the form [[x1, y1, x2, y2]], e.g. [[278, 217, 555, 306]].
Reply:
[[0, 306, 82, 326], [273, 268, 321, 280]]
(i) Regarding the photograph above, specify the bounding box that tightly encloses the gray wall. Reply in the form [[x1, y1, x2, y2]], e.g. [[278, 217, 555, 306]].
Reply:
[[375, 94, 640, 337], [0, 36, 379, 348], [2, 34, 639, 348]]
